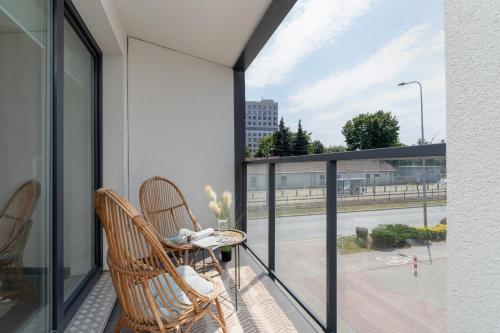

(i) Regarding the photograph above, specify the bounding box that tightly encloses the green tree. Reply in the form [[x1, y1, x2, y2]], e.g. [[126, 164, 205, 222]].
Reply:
[[292, 120, 311, 155], [309, 140, 325, 154], [254, 135, 274, 158], [341, 110, 400, 151], [273, 117, 293, 156], [325, 145, 347, 153]]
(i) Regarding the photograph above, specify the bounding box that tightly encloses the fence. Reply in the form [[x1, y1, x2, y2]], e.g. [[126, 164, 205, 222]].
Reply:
[[247, 185, 447, 209]]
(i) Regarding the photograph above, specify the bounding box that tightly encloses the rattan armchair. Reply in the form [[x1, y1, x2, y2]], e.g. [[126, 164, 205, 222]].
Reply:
[[0, 180, 40, 297], [94, 188, 227, 333], [139, 176, 222, 274]]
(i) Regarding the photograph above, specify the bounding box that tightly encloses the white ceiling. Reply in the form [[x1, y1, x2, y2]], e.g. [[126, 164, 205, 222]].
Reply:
[[114, 0, 272, 67]]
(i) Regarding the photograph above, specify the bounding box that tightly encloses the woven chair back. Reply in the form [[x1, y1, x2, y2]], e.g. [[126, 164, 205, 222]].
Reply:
[[0, 180, 40, 258], [139, 177, 200, 239]]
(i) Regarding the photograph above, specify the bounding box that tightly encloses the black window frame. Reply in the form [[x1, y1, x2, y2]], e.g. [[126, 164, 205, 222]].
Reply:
[[52, 0, 103, 330]]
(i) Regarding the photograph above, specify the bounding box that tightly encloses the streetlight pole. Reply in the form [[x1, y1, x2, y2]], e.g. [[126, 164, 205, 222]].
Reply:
[[398, 81, 428, 227]]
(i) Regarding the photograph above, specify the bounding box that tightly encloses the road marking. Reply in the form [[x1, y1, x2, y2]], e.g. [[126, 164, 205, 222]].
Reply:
[[375, 256, 411, 266]]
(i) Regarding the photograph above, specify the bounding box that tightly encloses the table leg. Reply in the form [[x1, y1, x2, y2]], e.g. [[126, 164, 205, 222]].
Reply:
[[237, 244, 240, 288], [235, 245, 237, 311], [203, 248, 206, 272]]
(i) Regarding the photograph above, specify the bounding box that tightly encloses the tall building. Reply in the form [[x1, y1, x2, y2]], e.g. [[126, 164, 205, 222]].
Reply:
[[245, 99, 279, 153]]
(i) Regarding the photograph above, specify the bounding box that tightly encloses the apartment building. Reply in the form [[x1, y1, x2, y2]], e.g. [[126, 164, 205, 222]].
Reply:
[[245, 99, 278, 153]]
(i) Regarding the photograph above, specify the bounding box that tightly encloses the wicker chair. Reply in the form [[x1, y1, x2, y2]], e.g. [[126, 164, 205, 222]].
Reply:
[[139, 176, 222, 274], [94, 188, 227, 333], [0, 180, 40, 297]]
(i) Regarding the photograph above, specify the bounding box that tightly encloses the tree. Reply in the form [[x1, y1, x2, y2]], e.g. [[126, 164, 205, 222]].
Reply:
[[309, 140, 325, 154], [341, 110, 400, 151], [292, 120, 311, 155], [273, 117, 293, 156], [325, 145, 347, 153], [254, 135, 274, 158]]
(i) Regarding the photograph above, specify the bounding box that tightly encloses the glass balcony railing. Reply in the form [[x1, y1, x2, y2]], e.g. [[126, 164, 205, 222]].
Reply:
[[242, 144, 447, 332], [246, 164, 269, 265]]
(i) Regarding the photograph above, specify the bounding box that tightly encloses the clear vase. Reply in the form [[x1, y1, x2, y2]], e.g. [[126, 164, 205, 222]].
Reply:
[[217, 219, 228, 231]]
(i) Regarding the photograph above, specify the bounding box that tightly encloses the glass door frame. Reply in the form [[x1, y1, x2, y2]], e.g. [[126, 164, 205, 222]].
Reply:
[[52, 0, 102, 330]]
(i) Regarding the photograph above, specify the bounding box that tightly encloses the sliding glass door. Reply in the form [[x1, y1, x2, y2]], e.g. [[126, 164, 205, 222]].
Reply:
[[57, 2, 102, 326], [62, 17, 96, 301]]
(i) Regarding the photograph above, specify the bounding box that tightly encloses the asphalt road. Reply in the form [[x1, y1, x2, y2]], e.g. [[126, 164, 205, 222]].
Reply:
[[247, 206, 447, 243]]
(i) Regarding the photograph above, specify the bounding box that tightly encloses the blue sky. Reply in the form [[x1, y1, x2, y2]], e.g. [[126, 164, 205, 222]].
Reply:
[[246, 0, 446, 146]]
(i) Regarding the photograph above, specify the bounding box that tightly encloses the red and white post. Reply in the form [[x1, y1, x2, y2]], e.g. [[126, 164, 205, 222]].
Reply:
[[413, 254, 418, 277]]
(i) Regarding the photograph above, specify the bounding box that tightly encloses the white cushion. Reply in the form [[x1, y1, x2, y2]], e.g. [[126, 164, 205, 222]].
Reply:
[[135, 265, 214, 320], [177, 265, 214, 295]]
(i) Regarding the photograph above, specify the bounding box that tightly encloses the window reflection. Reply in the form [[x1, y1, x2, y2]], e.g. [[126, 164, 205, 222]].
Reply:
[[0, 0, 51, 331]]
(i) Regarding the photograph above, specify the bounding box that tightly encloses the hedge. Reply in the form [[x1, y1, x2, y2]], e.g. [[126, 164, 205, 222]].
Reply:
[[371, 223, 447, 248]]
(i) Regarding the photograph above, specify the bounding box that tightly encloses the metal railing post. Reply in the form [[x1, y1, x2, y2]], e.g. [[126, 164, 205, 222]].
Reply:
[[241, 163, 247, 233], [268, 163, 276, 278], [326, 160, 337, 333]]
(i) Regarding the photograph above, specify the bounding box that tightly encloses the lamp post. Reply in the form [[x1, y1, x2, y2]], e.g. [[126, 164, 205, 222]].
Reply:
[[398, 81, 428, 227]]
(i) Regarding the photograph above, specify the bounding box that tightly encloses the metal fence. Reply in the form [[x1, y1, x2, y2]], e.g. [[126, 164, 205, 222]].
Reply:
[[247, 186, 447, 208]]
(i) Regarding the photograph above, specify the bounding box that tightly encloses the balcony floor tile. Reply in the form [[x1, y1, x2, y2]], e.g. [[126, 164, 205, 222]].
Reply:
[[104, 248, 317, 332]]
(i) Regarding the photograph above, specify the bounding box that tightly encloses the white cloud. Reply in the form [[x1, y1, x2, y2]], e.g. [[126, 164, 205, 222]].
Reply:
[[246, 0, 373, 88], [280, 24, 446, 146], [288, 25, 444, 113], [301, 70, 446, 145], [340, 72, 446, 116]]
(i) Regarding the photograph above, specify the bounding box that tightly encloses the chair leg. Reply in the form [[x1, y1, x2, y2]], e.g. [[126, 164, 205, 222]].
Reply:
[[14, 259, 33, 295], [177, 251, 184, 266], [215, 297, 227, 333], [183, 320, 195, 333], [115, 316, 125, 333], [0, 260, 33, 298], [208, 249, 222, 275]]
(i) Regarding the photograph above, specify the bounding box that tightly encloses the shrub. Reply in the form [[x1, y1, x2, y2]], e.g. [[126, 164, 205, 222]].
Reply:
[[415, 224, 447, 241], [371, 223, 447, 248], [371, 225, 408, 248], [355, 237, 368, 248], [414, 227, 431, 241]]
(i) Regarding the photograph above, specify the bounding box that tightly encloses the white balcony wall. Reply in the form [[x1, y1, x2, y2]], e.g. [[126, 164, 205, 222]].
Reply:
[[445, 0, 500, 331], [128, 37, 234, 228], [73, 0, 128, 270], [102, 54, 127, 197]]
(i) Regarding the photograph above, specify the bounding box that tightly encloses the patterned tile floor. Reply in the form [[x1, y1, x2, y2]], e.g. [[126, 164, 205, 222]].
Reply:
[[190, 265, 298, 332], [65, 272, 116, 333]]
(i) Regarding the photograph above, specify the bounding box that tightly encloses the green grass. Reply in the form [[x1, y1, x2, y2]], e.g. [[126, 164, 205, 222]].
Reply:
[[337, 236, 373, 255], [338, 199, 447, 213]]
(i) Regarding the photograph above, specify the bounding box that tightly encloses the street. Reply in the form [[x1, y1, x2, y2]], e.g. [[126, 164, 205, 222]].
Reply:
[[247, 206, 447, 244]]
